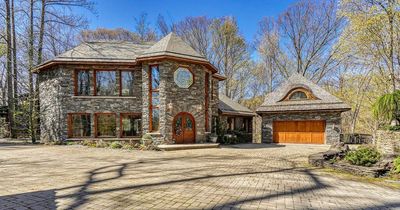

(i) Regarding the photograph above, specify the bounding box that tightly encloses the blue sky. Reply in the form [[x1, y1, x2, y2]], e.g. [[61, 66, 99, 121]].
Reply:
[[82, 0, 296, 42]]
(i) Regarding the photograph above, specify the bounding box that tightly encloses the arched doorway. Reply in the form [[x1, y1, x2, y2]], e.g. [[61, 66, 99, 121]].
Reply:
[[173, 112, 195, 144]]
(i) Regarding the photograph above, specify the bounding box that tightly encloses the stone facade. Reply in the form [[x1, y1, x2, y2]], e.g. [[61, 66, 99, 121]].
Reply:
[[261, 111, 342, 144], [141, 60, 213, 143], [39, 61, 216, 144], [375, 130, 400, 155], [39, 65, 143, 142]]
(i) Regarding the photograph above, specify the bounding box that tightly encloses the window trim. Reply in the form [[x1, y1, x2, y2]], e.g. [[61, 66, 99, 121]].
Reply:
[[94, 113, 117, 138], [74, 70, 91, 96], [120, 113, 142, 138], [281, 87, 318, 101], [149, 65, 160, 132], [93, 69, 119, 97], [173, 65, 195, 89], [67, 113, 91, 138], [119, 70, 135, 97], [74, 69, 136, 97]]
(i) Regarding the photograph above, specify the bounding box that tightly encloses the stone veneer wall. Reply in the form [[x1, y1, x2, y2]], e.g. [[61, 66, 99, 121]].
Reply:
[[375, 130, 400, 155], [142, 60, 211, 143], [39, 65, 142, 142], [261, 111, 342, 144]]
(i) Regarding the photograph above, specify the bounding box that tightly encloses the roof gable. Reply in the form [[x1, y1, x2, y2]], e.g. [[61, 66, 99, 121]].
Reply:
[[138, 32, 208, 62], [257, 73, 351, 113]]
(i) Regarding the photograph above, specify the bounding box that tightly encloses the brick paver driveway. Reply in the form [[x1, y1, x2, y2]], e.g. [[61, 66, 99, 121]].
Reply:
[[0, 143, 399, 210]]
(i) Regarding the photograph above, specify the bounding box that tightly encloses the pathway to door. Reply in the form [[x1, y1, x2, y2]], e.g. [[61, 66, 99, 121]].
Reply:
[[0, 143, 399, 209], [173, 112, 195, 144]]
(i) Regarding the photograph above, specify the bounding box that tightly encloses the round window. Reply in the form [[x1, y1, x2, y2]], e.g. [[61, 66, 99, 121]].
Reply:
[[174, 67, 193, 88]]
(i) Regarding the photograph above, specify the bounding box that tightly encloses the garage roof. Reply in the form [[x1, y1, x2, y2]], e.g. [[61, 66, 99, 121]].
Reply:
[[256, 73, 351, 113]]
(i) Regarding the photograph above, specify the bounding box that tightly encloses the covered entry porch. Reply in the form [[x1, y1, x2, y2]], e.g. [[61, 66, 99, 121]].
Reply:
[[218, 95, 255, 143]]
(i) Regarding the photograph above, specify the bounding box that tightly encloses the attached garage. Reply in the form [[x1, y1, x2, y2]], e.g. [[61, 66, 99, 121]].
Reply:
[[273, 120, 325, 144], [256, 73, 351, 145]]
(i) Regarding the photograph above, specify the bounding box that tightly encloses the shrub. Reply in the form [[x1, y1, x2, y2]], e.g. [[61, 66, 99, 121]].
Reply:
[[393, 156, 400, 174], [96, 140, 109, 148], [142, 134, 152, 140], [381, 125, 400, 131], [82, 140, 96, 147], [109, 141, 123, 149], [345, 146, 381, 167], [122, 142, 140, 150]]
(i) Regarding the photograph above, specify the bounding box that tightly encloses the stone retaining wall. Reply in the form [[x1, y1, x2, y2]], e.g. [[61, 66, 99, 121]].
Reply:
[[375, 130, 400, 155]]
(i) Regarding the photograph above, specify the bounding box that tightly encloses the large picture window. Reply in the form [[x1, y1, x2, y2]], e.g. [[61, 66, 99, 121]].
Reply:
[[120, 113, 142, 137], [121, 71, 134, 96], [95, 113, 116, 137], [95, 71, 118, 96], [74, 69, 137, 97], [149, 65, 160, 132], [75, 70, 91, 96], [68, 113, 91, 138]]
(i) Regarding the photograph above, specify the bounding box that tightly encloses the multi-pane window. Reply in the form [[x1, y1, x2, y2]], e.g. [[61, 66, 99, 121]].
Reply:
[[68, 114, 91, 137], [121, 114, 142, 137], [95, 71, 118, 96], [121, 71, 134, 96], [149, 65, 160, 132], [74, 70, 137, 97], [95, 113, 116, 137], [76, 70, 91, 96]]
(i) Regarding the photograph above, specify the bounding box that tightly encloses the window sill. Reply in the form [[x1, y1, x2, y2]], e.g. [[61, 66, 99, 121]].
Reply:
[[72, 96, 137, 99]]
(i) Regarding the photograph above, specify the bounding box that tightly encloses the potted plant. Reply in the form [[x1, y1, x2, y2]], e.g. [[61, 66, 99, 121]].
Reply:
[[210, 133, 218, 143]]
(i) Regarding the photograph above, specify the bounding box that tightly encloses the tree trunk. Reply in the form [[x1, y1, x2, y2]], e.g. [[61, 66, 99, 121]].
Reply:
[[11, 0, 18, 106], [28, 0, 35, 143], [34, 0, 46, 140], [5, 0, 15, 138], [388, 2, 396, 92]]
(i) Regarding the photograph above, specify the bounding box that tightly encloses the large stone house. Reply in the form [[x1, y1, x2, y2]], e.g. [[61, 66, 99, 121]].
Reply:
[[256, 74, 351, 144], [34, 33, 254, 144], [34, 33, 350, 145]]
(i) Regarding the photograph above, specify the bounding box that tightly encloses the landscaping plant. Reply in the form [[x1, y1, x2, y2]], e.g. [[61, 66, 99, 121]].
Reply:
[[345, 145, 381, 167], [393, 156, 400, 174], [110, 141, 123, 149], [372, 90, 400, 128]]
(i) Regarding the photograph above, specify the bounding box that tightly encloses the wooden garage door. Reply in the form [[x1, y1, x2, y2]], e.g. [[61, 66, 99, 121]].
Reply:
[[273, 121, 325, 144]]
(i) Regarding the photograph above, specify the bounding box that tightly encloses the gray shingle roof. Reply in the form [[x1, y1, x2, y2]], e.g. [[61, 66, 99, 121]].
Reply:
[[33, 32, 217, 72], [256, 73, 351, 113], [137, 33, 208, 62], [49, 41, 152, 63], [219, 95, 255, 116]]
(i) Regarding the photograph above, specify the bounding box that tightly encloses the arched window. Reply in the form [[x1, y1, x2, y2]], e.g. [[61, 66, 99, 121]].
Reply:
[[289, 91, 308, 100]]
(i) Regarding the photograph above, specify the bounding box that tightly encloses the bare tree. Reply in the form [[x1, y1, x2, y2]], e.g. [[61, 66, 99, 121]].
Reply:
[[278, 0, 344, 82], [210, 17, 250, 99], [79, 28, 141, 42], [11, 0, 17, 105], [255, 17, 290, 93], [5, 0, 15, 137], [174, 16, 212, 59], [134, 12, 157, 43]]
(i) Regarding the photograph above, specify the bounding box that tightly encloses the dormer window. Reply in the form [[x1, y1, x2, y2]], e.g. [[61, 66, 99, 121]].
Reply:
[[281, 87, 317, 101], [289, 91, 308, 100]]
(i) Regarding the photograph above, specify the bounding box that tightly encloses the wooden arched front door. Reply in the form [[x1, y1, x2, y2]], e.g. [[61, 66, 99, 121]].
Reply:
[[173, 112, 195, 144]]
